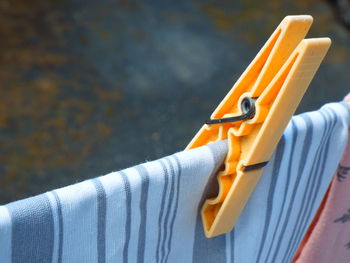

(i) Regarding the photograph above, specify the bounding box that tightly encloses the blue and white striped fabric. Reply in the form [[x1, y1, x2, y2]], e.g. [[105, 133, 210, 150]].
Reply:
[[0, 102, 349, 263]]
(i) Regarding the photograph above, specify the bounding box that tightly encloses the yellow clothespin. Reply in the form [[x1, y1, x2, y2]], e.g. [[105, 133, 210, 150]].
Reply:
[[186, 15, 331, 238]]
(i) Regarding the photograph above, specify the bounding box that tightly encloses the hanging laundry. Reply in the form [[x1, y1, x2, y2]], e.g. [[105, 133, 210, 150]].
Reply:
[[0, 101, 349, 263], [195, 102, 350, 263], [293, 99, 350, 263]]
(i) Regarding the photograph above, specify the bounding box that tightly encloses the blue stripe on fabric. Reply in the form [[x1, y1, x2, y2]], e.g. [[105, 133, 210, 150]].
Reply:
[[52, 191, 64, 263], [7, 194, 54, 263], [192, 210, 226, 263], [135, 165, 150, 263], [160, 158, 176, 263], [302, 110, 337, 222], [255, 135, 286, 263], [286, 109, 338, 262], [281, 112, 330, 263], [156, 159, 169, 263], [120, 171, 132, 263], [301, 109, 337, 229], [92, 178, 107, 263], [262, 121, 298, 263], [269, 114, 314, 263], [285, 113, 329, 261], [164, 155, 182, 263]]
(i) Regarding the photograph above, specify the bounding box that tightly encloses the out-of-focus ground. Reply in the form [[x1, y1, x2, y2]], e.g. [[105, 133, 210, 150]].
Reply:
[[0, 0, 349, 203]]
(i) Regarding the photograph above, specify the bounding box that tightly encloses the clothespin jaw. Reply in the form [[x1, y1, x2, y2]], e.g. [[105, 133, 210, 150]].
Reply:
[[187, 15, 331, 238]]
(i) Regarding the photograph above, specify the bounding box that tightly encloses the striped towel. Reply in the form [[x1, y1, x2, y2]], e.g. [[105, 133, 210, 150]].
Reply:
[[293, 127, 350, 263], [292, 95, 350, 263], [0, 102, 349, 263]]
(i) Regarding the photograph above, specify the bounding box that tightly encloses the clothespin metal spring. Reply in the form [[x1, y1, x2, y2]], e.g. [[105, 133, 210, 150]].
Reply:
[[205, 97, 257, 125], [206, 96, 269, 171]]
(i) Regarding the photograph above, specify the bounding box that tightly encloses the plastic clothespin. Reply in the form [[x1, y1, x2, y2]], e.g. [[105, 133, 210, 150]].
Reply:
[[186, 15, 331, 238]]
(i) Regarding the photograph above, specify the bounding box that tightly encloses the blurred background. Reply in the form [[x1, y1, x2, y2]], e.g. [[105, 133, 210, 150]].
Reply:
[[0, 0, 349, 203]]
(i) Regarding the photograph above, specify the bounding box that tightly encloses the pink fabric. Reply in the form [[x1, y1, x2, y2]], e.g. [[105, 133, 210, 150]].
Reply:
[[294, 128, 350, 262]]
